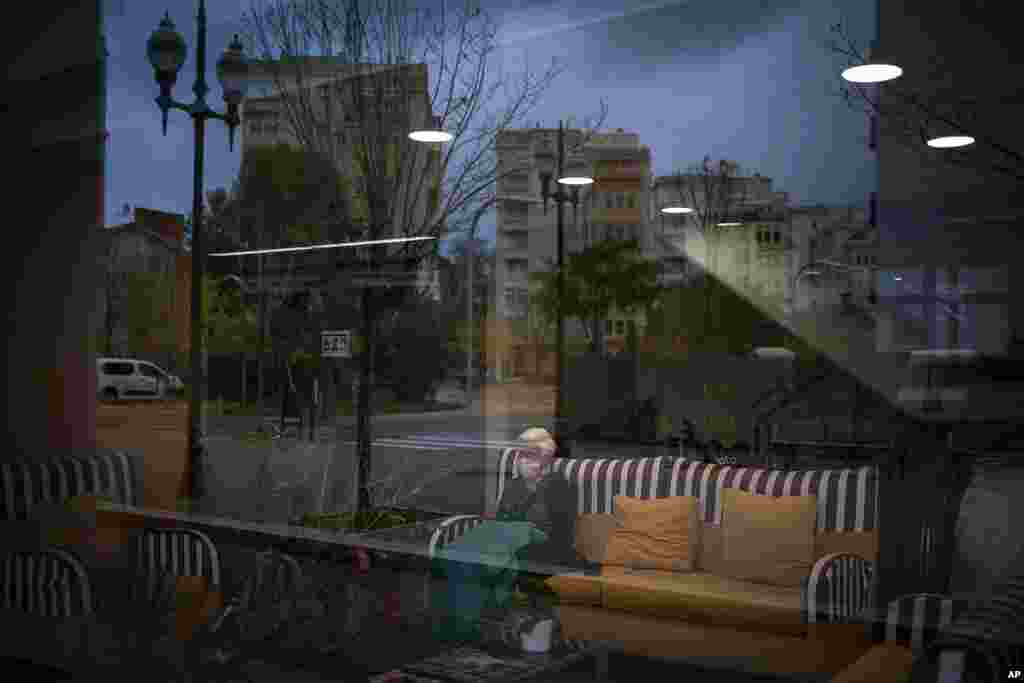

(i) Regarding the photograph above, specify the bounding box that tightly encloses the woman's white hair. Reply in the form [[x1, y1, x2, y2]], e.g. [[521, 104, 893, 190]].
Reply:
[[518, 426, 556, 455]]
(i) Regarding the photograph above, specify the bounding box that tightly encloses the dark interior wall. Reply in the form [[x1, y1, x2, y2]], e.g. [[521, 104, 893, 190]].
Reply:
[[7, 2, 105, 459], [877, 0, 1024, 347]]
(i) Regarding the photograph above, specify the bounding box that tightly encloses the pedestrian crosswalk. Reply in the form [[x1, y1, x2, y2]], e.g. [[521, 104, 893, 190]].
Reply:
[[349, 433, 524, 451], [325, 432, 520, 454]]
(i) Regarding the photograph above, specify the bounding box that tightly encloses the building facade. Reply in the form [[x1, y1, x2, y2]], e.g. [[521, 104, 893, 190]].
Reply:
[[493, 128, 655, 379], [650, 171, 793, 314], [99, 208, 190, 367], [241, 59, 443, 302]]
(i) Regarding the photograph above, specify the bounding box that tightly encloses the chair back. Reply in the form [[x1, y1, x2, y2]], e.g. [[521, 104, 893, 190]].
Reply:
[[135, 528, 221, 604], [0, 547, 93, 618]]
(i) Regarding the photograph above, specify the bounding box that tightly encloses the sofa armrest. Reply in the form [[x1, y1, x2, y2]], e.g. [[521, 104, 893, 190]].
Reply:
[[427, 515, 487, 560], [804, 552, 874, 625]]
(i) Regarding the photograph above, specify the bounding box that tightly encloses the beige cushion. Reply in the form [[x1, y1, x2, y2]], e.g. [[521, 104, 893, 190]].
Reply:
[[574, 513, 619, 564], [701, 522, 878, 575], [603, 495, 700, 572], [720, 488, 817, 587]]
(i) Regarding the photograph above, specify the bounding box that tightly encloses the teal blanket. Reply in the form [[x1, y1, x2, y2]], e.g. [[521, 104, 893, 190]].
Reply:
[[432, 521, 548, 642]]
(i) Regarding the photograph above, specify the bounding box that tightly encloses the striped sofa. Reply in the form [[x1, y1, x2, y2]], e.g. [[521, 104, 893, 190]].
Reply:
[[430, 449, 893, 678], [0, 450, 140, 522]]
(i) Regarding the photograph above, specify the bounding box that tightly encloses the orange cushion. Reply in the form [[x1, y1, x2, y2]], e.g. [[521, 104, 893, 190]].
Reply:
[[720, 488, 817, 587], [831, 643, 915, 683], [603, 495, 699, 572], [573, 513, 619, 564], [174, 576, 222, 641], [544, 571, 604, 607]]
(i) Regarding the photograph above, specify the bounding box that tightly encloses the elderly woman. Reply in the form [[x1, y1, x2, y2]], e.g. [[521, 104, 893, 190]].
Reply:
[[494, 427, 578, 567]]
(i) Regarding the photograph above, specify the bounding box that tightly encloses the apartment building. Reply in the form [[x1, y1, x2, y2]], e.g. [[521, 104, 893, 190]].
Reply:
[[650, 171, 792, 312], [493, 128, 653, 378], [241, 59, 443, 301], [788, 204, 876, 315]]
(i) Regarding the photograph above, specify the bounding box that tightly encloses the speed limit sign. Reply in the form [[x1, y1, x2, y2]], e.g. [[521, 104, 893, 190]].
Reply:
[[321, 330, 352, 358]]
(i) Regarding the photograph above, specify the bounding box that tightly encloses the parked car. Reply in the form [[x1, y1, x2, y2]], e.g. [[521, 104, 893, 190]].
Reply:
[[96, 358, 183, 401]]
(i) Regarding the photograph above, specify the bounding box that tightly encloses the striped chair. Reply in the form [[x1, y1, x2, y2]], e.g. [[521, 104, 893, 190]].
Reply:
[[837, 582, 1024, 682], [0, 450, 139, 522], [196, 550, 307, 680], [0, 546, 94, 618], [134, 528, 222, 605], [0, 547, 94, 667], [913, 574, 1024, 682]]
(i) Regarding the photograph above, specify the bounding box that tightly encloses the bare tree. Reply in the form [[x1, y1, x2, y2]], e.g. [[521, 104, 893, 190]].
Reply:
[[660, 157, 748, 341], [826, 21, 1024, 184], [240, 0, 576, 512]]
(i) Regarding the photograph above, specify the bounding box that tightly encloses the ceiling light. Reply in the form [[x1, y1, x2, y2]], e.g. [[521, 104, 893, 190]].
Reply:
[[926, 135, 975, 149], [661, 206, 693, 215], [210, 235, 436, 257], [408, 130, 453, 143], [842, 63, 903, 83]]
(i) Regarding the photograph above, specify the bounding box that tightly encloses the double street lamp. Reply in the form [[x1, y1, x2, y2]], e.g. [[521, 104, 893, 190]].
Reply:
[[534, 121, 593, 445], [147, 0, 250, 505]]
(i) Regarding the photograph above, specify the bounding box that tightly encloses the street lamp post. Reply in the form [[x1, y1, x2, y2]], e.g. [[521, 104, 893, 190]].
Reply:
[[147, 0, 248, 506], [536, 121, 593, 448]]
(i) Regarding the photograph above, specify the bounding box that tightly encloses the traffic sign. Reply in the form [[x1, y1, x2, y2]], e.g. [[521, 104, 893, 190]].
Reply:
[[322, 330, 352, 358]]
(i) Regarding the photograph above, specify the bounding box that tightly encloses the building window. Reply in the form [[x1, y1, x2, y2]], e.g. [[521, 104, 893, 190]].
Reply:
[[605, 320, 612, 335], [626, 193, 636, 209], [505, 287, 516, 307], [606, 194, 613, 209], [615, 320, 625, 335]]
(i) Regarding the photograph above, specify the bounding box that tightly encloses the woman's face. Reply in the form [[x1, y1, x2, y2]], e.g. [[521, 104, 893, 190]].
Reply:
[[516, 448, 550, 481]]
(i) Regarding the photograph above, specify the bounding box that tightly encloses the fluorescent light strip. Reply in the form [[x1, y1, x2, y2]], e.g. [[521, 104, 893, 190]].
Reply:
[[209, 235, 436, 257]]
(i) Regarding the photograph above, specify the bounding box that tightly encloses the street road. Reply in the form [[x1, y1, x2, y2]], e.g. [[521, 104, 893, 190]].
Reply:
[[200, 411, 556, 523]]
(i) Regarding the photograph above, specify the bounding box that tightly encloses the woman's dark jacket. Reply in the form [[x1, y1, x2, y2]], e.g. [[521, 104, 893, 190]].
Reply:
[[496, 471, 582, 568]]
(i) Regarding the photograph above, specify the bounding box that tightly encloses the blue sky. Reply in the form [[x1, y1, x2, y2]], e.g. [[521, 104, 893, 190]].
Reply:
[[102, 0, 875, 247]]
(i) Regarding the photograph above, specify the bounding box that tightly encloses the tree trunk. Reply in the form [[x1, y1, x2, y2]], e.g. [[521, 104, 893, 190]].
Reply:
[[256, 254, 267, 422], [355, 285, 374, 513], [240, 353, 247, 408]]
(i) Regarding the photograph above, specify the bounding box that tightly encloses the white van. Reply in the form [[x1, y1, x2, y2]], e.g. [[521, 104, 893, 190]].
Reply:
[[896, 349, 1024, 423], [96, 358, 183, 401]]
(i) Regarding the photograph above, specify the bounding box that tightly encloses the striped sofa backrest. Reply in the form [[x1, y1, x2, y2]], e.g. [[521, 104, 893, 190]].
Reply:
[[428, 515, 488, 559], [0, 451, 138, 521], [553, 456, 671, 514], [136, 528, 221, 603], [665, 459, 880, 532], [0, 547, 94, 618], [496, 449, 673, 515]]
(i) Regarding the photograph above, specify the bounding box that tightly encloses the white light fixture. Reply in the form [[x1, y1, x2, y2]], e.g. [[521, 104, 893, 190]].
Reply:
[[841, 40, 902, 84], [408, 130, 452, 143], [842, 63, 902, 83], [926, 135, 975, 149], [894, 275, 903, 281], [717, 222, 742, 227], [558, 157, 593, 186], [661, 206, 694, 215], [210, 235, 436, 257], [557, 176, 593, 186]]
